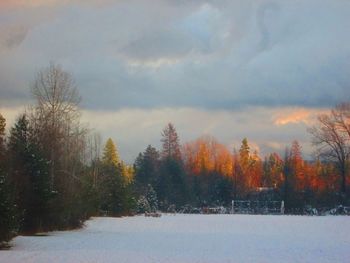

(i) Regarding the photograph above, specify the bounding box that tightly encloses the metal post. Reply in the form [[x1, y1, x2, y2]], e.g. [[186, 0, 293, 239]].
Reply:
[[281, 200, 285, 214]]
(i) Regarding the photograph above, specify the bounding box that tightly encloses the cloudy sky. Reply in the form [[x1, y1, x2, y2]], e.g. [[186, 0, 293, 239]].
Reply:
[[0, 0, 349, 162]]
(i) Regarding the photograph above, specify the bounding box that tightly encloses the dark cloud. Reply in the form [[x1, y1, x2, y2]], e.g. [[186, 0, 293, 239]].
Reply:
[[0, 0, 349, 110]]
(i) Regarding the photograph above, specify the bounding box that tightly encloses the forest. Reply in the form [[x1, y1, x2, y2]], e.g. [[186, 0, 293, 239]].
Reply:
[[1, 64, 349, 247]]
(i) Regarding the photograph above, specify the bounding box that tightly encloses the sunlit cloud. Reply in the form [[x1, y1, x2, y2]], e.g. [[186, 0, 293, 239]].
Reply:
[[273, 108, 327, 126]]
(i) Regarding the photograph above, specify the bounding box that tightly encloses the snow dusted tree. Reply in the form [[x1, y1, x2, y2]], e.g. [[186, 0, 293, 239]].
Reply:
[[136, 196, 150, 214], [146, 184, 158, 212]]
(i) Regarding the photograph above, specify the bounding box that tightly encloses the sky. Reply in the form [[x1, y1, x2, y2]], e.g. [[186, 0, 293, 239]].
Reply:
[[0, 0, 349, 162]]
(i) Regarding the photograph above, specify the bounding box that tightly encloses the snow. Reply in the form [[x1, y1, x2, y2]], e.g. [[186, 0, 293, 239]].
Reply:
[[1, 214, 349, 263]]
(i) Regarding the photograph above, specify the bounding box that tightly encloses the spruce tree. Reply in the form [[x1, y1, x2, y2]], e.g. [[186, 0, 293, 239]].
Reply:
[[8, 114, 51, 232], [134, 145, 160, 196], [239, 138, 250, 172], [161, 123, 181, 160], [158, 123, 187, 209], [0, 114, 18, 245], [146, 184, 158, 212], [136, 196, 150, 213]]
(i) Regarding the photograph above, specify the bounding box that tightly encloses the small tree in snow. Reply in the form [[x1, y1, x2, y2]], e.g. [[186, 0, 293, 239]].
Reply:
[[146, 184, 158, 213], [136, 196, 150, 214]]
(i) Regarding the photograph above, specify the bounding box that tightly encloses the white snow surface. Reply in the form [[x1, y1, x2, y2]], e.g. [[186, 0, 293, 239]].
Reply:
[[1, 214, 349, 263]]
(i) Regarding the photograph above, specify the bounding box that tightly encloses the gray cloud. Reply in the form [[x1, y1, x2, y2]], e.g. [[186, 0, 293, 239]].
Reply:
[[120, 30, 198, 61], [0, 25, 28, 49], [0, 0, 349, 110]]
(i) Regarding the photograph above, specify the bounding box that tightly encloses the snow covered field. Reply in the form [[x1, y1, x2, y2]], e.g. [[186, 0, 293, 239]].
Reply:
[[1, 214, 349, 263]]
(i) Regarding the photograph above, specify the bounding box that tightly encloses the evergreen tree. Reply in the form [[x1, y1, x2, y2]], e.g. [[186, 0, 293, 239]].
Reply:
[[161, 123, 181, 160], [239, 138, 250, 172], [8, 114, 51, 232], [0, 114, 18, 245], [100, 138, 133, 216], [263, 153, 283, 188], [158, 124, 187, 209], [283, 147, 298, 210], [134, 145, 160, 196], [0, 114, 5, 155], [146, 184, 158, 212], [0, 171, 16, 246], [136, 196, 150, 214], [237, 138, 252, 196]]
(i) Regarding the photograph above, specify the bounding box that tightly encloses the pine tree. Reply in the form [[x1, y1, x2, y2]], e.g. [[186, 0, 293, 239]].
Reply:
[[237, 138, 252, 195], [161, 123, 181, 160], [146, 184, 158, 212], [158, 123, 187, 209], [239, 138, 250, 172], [290, 140, 305, 191], [0, 114, 5, 157], [8, 114, 51, 232], [0, 170, 18, 246], [136, 196, 150, 213], [134, 145, 160, 196], [0, 114, 18, 245], [283, 147, 300, 210]]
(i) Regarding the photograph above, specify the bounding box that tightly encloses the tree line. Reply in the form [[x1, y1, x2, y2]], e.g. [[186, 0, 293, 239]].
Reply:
[[0, 64, 134, 246], [1, 64, 349, 246]]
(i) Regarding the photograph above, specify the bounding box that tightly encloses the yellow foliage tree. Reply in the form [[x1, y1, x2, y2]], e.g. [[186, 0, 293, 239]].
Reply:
[[102, 138, 120, 167]]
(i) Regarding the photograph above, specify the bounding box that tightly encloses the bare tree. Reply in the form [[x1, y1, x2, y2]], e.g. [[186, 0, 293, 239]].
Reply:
[[308, 102, 350, 195], [30, 63, 82, 190], [333, 103, 350, 139]]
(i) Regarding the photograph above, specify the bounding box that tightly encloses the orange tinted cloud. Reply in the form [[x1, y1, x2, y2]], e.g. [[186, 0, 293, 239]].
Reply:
[[273, 108, 327, 126]]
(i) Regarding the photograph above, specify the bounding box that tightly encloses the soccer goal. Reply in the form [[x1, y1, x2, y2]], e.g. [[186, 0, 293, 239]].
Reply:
[[231, 200, 285, 215]]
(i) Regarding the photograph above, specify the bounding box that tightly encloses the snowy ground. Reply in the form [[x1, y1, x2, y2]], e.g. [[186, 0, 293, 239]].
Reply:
[[1, 214, 349, 263]]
